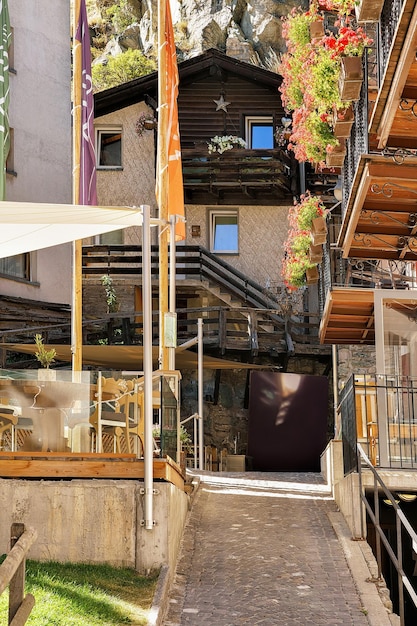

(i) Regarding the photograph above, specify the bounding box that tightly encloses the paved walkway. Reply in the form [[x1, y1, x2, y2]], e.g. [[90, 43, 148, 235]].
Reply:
[[163, 471, 392, 626]]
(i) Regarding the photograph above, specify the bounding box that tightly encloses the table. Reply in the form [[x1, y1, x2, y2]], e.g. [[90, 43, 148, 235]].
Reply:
[[0, 378, 91, 452]]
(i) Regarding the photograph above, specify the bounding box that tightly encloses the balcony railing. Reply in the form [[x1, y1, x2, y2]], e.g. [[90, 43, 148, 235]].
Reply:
[[339, 374, 417, 473]]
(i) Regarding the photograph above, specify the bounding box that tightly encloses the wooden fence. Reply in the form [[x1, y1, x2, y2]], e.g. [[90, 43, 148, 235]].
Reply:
[[0, 523, 37, 625]]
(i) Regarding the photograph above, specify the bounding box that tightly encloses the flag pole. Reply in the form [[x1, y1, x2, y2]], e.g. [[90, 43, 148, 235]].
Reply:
[[72, 0, 83, 375], [158, 0, 169, 371]]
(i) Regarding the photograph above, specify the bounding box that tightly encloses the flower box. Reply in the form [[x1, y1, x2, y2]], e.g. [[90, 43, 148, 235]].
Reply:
[[306, 266, 319, 284], [339, 56, 363, 101], [311, 216, 328, 246], [333, 105, 354, 138], [309, 243, 323, 264], [326, 142, 346, 168], [310, 20, 325, 42], [355, 0, 385, 22]]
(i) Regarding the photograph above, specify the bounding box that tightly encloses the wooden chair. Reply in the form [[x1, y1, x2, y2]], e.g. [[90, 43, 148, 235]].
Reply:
[[0, 397, 21, 451], [90, 377, 133, 453]]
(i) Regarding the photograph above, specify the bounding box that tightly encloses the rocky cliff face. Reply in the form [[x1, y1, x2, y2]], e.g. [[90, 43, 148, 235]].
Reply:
[[87, 0, 308, 68]]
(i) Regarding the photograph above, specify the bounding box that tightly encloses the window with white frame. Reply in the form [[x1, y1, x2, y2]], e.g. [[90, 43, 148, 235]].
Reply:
[[209, 210, 238, 254], [245, 116, 274, 149], [96, 128, 122, 168]]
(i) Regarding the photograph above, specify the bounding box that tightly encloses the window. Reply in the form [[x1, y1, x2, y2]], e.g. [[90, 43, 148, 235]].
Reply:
[[96, 128, 122, 168], [0, 253, 30, 280], [245, 116, 274, 149], [209, 210, 238, 254], [98, 230, 123, 245]]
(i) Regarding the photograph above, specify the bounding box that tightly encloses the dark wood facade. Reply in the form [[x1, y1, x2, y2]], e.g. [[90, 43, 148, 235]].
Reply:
[[95, 49, 297, 206]]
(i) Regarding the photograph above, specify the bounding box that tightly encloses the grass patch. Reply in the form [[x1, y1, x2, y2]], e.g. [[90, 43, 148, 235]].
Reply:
[[0, 559, 158, 625]]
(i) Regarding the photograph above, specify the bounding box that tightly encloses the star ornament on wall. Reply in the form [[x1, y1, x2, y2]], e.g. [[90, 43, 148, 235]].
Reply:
[[214, 95, 231, 112]]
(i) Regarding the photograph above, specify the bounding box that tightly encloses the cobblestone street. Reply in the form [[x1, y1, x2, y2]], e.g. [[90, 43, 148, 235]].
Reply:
[[164, 472, 373, 625]]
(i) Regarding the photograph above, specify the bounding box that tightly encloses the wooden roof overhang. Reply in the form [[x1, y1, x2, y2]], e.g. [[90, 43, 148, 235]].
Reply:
[[94, 48, 283, 118], [319, 288, 375, 345], [337, 155, 417, 260], [369, 0, 417, 150]]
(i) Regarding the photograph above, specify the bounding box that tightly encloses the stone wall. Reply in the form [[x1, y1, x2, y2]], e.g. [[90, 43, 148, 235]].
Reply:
[[0, 479, 189, 575], [181, 359, 334, 457]]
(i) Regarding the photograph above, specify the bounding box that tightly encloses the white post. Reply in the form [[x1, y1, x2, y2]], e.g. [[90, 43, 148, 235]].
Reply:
[[198, 318, 204, 469], [169, 215, 176, 371], [142, 204, 154, 530]]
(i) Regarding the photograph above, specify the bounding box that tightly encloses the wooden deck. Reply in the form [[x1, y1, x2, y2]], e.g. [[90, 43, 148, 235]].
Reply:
[[0, 452, 185, 491]]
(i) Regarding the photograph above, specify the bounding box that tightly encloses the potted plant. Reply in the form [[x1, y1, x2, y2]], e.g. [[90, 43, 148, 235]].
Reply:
[[279, 7, 372, 165], [207, 135, 247, 154], [135, 112, 157, 137], [294, 191, 328, 232], [282, 192, 328, 289], [34, 334, 57, 380], [326, 140, 347, 168], [332, 104, 354, 138], [324, 25, 373, 101]]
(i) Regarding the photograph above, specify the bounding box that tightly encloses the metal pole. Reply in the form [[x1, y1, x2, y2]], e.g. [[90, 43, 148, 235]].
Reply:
[[169, 215, 176, 371], [198, 318, 204, 469], [143, 204, 154, 530]]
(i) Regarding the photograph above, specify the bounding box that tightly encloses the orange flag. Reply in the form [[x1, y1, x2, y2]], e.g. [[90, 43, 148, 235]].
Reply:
[[158, 0, 185, 241]]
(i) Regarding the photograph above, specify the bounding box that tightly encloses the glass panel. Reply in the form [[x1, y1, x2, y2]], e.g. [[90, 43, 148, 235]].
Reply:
[[382, 300, 417, 379], [251, 124, 274, 149], [0, 369, 91, 453], [100, 229, 123, 245], [160, 376, 178, 461], [98, 131, 122, 167], [212, 214, 238, 253], [0, 253, 28, 279]]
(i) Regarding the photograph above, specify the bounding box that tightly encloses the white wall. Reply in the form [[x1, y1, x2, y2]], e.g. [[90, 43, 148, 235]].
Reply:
[[1, 1, 72, 304]]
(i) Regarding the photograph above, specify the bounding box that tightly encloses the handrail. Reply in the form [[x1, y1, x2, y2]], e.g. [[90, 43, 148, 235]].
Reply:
[[83, 244, 285, 311], [357, 443, 417, 625], [0, 523, 37, 625]]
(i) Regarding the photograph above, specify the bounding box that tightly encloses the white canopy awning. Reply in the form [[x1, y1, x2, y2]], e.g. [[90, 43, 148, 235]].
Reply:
[[0, 201, 145, 258]]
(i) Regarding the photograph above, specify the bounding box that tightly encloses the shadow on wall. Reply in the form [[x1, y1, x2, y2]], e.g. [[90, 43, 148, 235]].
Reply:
[[247, 371, 328, 471]]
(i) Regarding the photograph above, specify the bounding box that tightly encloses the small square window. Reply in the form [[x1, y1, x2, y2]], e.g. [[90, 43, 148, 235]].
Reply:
[[97, 129, 122, 168], [245, 116, 274, 149], [210, 210, 238, 254]]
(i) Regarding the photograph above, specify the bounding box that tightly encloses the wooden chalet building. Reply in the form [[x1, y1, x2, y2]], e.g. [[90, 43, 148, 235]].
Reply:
[[86, 49, 334, 370]]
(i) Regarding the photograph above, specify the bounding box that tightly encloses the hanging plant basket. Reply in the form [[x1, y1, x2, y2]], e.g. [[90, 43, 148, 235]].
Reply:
[[326, 142, 346, 168], [339, 56, 363, 101], [311, 216, 328, 246], [333, 105, 354, 138], [309, 243, 324, 264], [310, 20, 325, 42], [306, 266, 319, 284]]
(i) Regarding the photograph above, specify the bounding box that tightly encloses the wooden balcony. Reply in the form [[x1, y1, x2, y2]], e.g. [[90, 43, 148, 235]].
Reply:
[[182, 147, 295, 205]]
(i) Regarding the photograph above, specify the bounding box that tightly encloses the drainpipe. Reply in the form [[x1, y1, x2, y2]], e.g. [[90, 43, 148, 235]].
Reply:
[[198, 318, 204, 469], [332, 344, 340, 438]]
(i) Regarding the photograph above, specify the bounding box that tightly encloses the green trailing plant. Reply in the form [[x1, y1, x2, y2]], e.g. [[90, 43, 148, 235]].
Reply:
[[279, 6, 372, 165], [101, 275, 119, 313], [281, 193, 328, 289], [34, 334, 56, 369]]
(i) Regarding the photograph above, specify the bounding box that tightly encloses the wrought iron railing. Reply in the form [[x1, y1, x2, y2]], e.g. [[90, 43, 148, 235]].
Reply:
[[340, 374, 417, 473], [358, 443, 417, 625]]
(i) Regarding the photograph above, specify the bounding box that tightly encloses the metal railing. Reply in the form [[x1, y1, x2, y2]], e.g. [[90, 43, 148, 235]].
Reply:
[[340, 374, 417, 473], [358, 443, 417, 626]]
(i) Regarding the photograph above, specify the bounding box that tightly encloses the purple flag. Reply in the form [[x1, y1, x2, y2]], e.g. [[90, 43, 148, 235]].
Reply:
[[75, 0, 97, 205]]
